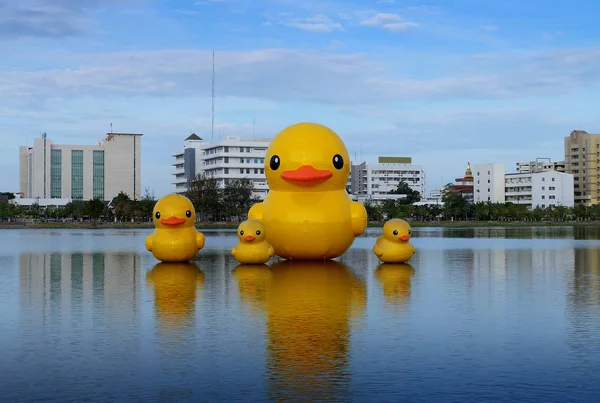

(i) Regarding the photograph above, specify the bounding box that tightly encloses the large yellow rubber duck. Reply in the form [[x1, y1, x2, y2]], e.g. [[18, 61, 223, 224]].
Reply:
[[234, 260, 366, 401], [373, 218, 416, 263], [375, 263, 415, 306], [145, 193, 206, 262], [231, 220, 274, 264], [248, 122, 368, 260], [146, 261, 205, 331]]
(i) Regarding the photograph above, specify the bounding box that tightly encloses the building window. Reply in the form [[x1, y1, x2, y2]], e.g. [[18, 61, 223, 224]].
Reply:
[[93, 150, 104, 200], [224, 168, 229, 174], [50, 149, 62, 198], [71, 150, 84, 200]]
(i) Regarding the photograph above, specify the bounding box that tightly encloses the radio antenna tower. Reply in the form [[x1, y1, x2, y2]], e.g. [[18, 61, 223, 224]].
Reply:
[[211, 50, 215, 142]]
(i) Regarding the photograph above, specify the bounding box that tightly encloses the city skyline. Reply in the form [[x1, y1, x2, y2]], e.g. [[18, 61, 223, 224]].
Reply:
[[1, 0, 600, 197]]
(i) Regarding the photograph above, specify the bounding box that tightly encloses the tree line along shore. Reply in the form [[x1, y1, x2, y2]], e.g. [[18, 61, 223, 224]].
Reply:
[[2, 178, 600, 229]]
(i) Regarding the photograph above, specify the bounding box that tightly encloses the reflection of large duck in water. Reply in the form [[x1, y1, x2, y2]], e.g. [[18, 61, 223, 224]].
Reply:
[[374, 263, 415, 306], [236, 260, 367, 401], [146, 262, 205, 331]]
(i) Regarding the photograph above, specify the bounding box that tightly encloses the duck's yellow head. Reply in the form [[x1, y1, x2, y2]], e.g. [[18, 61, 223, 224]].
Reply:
[[237, 219, 266, 243], [382, 218, 412, 242], [152, 193, 196, 229], [265, 122, 350, 192]]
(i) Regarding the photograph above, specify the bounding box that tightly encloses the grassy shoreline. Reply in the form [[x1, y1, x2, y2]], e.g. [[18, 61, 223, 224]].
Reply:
[[0, 220, 599, 230]]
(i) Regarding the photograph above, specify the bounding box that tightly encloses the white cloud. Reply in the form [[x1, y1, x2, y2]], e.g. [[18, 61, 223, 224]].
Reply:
[[0, 0, 127, 38], [3, 46, 600, 109], [275, 14, 344, 32], [479, 25, 499, 31], [3, 45, 600, 195], [360, 13, 419, 32]]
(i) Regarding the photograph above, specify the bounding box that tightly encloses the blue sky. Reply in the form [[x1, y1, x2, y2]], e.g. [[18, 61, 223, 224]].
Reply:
[[1, 0, 600, 198]]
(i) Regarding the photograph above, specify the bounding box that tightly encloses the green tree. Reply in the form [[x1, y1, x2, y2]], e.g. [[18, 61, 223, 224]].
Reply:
[[223, 178, 254, 220], [391, 182, 421, 205], [136, 187, 156, 222], [112, 192, 134, 222], [86, 199, 105, 220], [441, 183, 470, 220], [186, 174, 222, 221]]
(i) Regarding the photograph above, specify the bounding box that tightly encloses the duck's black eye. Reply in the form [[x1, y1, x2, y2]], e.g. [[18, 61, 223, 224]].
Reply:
[[256, 230, 261, 236], [333, 154, 344, 170], [240, 230, 244, 236], [408, 230, 411, 235], [185, 210, 192, 218], [155, 212, 160, 219], [393, 230, 398, 235], [270, 155, 280, 170]]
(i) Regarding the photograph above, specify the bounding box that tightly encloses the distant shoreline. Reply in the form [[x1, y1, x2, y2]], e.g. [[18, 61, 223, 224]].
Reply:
[[0, 220, 598, 230]]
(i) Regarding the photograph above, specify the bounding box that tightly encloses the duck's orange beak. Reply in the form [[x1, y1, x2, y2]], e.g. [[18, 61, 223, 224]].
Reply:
[[245, 235, 255, 242], [399, 235, 409, 241], [161, 216, 186, 226], [281, 165, 332, 183]]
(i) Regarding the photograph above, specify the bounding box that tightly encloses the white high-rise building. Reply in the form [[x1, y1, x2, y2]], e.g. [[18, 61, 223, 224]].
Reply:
[[19, 132, 142, 202], [473, 163, 505, 203], [505, 171, 574, 208], [171, 134, 272, 200], [348, 156, 425, 201]]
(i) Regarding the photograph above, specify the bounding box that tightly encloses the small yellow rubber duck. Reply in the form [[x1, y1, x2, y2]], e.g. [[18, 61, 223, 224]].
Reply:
[[145, 193, 206, 262], [231, 220, 274, 264], [374, 263, 415, 306], [373, 218, 416, 263], [248, 122, 368, 260]]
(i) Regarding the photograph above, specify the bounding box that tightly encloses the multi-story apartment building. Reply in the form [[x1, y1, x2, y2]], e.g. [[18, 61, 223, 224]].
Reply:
[[564, 130, 600, 205], [172, 134, 271, 200], [473, 163, 505, 203], [516, 158, 566, 174], [347, 156, 425, 202], [18, 132, 142, 202], [505, 171, 574, 208]]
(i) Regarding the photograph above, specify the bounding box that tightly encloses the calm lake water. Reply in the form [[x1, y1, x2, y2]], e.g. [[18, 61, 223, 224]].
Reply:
[[1, 225, 600, 402]]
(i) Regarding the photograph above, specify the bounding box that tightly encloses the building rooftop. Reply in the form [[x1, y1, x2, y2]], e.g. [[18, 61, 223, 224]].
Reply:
[[186, 133, 202, 141]]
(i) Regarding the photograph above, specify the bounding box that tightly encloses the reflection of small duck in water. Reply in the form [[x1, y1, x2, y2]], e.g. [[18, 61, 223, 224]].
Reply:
[[373, 218, 416, 263], [146, 261, 205, 330], [232, 264, 273, 312], [264, 260, 367, 402], [232, 220, 274, 264], [374, 263, 415, 305]]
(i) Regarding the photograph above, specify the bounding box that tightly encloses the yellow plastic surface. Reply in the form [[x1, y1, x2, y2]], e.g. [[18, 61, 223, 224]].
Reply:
[[248, 122, 368, 260], [373, 218, 416, 263], [231, 220, 275, 264], [145, 193, 206, 262]]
